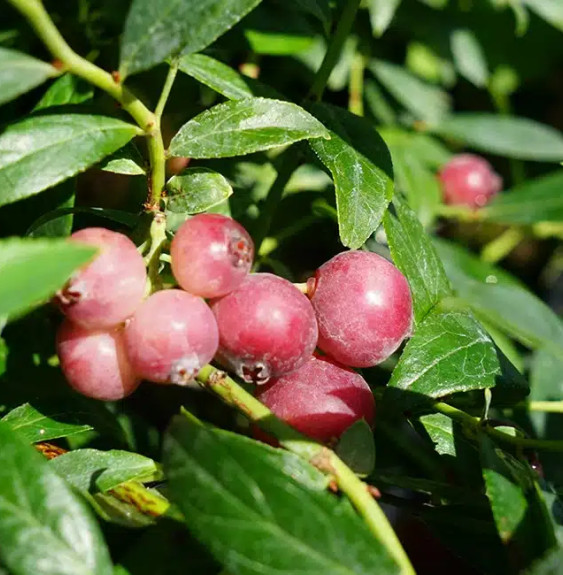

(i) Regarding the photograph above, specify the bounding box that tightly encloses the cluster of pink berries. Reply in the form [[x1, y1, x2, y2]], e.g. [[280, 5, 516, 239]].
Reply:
[[55, 213, 413, 442]]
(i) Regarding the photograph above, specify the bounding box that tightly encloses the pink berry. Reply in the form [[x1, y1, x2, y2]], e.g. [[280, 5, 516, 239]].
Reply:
[[55, 228, 147, 329], [308, 251, 412, 367], [124, 289, 218, 385], [211, 273, 318, 384], [56, 320, 140, 401], [256, 355, 375, 442], [170, 214, 254, 298], [438, 154, 502, 208]]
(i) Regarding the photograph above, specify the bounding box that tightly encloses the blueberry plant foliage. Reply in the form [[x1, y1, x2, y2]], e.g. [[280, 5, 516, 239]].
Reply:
[[0, 0, 563, 574]]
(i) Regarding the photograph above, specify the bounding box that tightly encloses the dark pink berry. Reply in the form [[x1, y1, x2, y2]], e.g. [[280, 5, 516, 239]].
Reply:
[[438, 154, 502, 208], [308, 250, 412, 367], [170, 214, 254, 298], [124, 289, 218, 385], [256, 355, 375, 442], [211, 273, 318, 384], [56, 320, 140, 401], [55, 228, 147, 329]]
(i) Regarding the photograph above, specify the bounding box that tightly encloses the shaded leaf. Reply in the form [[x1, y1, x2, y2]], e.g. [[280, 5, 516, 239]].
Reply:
[[0, 114, 139, 206], [523, 0, 563, 32], [335, 419, 376, 477], [450, 29, 489, 88], [26, 180, 75, 238], [169, 98, 329, 159], [34, 74, 94, 110], [368, 0, 402, 36], [99, 142, 146, 175], [309, 102, 393, 249]]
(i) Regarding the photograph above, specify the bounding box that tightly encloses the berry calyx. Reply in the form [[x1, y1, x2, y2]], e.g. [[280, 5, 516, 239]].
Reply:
[[56, 320, 140, 401], [124, 289, 218, 385], [256, 354, 375, 442], [55, 227, 146, 329], [308, 250, 412, 367], [170, 214, 254, 298], [211, 273, 318, 383], [438, 154, 502, 208]]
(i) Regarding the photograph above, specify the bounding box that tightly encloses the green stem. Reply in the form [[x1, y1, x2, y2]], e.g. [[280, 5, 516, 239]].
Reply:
[[155, 59, 179, 120], [308, 0, 362, 101], [8, 0, 166, 209], [349, 52, 365, 116], [144, 212, 168, 293], [528, 401, 563, 414], [434, 401, 563, 452], [480, 227, 524, 264], [196, 365, 415, 574]]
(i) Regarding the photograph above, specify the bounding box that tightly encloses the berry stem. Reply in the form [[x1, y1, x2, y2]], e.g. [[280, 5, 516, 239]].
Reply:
[[480, 227, 525, 264], [195, 364, 415, 575], [7, 0, 166, 210], [155, 59, 179, 120], [527, 400, 563, 414], [144, 212, 168, 293], [433, 401, 563, 451], [348, 51, 365, 116]]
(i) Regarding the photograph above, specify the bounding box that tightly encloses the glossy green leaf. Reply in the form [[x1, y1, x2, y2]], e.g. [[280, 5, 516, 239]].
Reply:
[[0, 421, 113, 575], [119, 0, 263, 77], [450, 29, 489, 88], [335, 419, 376, 476], [435, 239, 563, 356], [0, 47, 58, 106], [383, 199, 452, 323], [481, 171, 563, 224], [523, 0, 563, 31], [170, 98, 329, 159], [51, 449, 159, 493], [0, 114, 139, 206], [34, 74, 94, 110], [164, 414, 400, 575], [0, 238, 95, 320], [368, 0, 402, 36], [480, 435, 557, 569], [308, 102, 394, 249], [370, 60, 451, 124], [178, 53, 279, 100], [434, 113, 563, 162], [2, 403, 93, 443], [98, 142, 146, 175], [166, 168, 233, 214]]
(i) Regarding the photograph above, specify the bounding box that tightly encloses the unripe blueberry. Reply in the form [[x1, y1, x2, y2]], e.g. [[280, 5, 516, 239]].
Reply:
[[55, 228, 146, 329], [170, 214, 254, 298], [56, 320, 140, 401], [308, 250, 412, 367], [124, 289, 218, 385], [438, 154, 502, 208], [211, 273, 318, 384], [256, 355, 375, 442]]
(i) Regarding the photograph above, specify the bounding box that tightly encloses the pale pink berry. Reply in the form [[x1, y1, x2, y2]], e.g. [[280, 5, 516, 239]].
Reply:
[[55, 228, 147, 329], [124, 289, 218, 385], [56, 320, 140, 401], [308, 251, 412, 367], [211, 273, 318, 384], [438, 154, 502, 208], [170, 214, 254, 298], [256, 354, 375, 442]]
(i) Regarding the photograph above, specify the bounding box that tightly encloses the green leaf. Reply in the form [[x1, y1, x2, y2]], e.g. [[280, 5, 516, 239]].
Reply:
[[523, 0, 563, 32], [383, 199, 452, 323], [26, 180, 75, 238], [178, 53, 279, 100], [51, 449, 159, 493], [368, 0, 402, 36], [0, 421, 113, 575], [0, 47, 58, 106], [308, 102, 394, 249], [166, 168, 233, 216], [286, 0, 331, 31], [435, 239, 563, 357], [169, 98, 329, 159], [34, 74, 94, 110], [370, 60, 451, 125], [0, 114, 139, 207], [2, 403, 93, 443], [99, 142, 146, 175], [450, 29, 489, 88], [387, 308, 502, 409], [480, 435, 557, 569], [0, 238, 96, 320], [335, 419, 376, 477], [164, 414, 400, 575], [481, 171, 563, 225], [119, 0, 263, 77], [524, 547, 563, 575], [434, 113, 563, 162]]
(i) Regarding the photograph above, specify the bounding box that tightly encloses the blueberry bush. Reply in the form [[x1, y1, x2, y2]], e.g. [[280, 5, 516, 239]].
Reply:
[[0, 0, 562, 573]]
